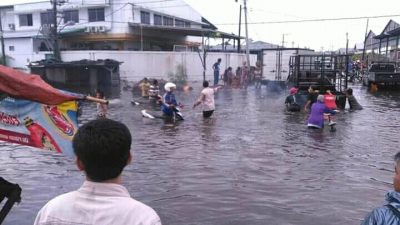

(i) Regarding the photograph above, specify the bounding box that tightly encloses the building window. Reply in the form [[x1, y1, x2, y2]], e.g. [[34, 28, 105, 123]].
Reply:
[[154, 14, 162, 26], [175, 19, 185, 27], [9, 46, 14, 51], [185, 22, 191, 27], [64, 10, 79, 23], [88, 8, 105, 22], [41, 12, 54, 25], [19, 14, 33, 26], [140, 11, 150, 24], [163, 16, 173, 26]]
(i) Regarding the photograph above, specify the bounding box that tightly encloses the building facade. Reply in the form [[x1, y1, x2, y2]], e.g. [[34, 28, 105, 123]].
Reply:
[[0, 0, 248, 81], [364, 19, 400, 63]]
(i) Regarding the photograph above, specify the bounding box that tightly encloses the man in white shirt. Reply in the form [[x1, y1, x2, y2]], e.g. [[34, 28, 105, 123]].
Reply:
[[193, 80, 220, 118], [34, 118, 161, 225]]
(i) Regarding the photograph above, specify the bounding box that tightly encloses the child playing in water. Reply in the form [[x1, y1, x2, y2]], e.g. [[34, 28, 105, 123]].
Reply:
[[324, 89, 337, 125], [96, 89, 108, 118]]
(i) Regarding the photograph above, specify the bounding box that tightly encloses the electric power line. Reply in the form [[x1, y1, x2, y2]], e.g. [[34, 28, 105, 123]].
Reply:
[[65, 0, 180, 6], [213, 14, 400, 26]]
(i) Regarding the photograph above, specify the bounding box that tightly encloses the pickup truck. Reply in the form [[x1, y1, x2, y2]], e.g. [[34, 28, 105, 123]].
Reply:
[[362, 63, 400, 86]]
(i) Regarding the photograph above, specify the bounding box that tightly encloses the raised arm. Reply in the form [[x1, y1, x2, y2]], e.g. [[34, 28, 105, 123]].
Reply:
[[193, 93, 206, 108]]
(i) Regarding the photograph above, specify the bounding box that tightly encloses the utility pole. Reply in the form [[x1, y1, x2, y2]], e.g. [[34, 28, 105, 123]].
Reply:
[[361, 18, 369, 62], [51, 0, 61, 61], [345, 32, 349, 89], [243, 0, 250, 67], [0, 11, 6, 66], [237, 4, 241, 53]]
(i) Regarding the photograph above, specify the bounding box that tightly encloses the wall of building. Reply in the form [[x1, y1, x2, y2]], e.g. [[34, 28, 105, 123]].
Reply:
[[31, 51, 256, 81], [3, 38, 34, 70]]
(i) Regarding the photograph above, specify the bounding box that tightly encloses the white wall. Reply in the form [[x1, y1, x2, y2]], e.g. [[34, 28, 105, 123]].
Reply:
[[4, 38, 35, 70], [31, 51, 256, 81], [0, 8, 15, 32], [262, 49, 314, 81]]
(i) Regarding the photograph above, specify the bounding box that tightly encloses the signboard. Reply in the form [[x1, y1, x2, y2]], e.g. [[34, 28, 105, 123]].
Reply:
[[0, 97, 79, 156]]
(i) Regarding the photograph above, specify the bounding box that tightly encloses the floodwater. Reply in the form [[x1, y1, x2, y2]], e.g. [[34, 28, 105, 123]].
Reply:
[[1, 83, 400, 225]]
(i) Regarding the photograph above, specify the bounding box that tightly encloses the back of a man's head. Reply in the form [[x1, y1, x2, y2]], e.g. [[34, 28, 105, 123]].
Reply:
[[73, 118, 132, 182], [395, 152, 400, 167]]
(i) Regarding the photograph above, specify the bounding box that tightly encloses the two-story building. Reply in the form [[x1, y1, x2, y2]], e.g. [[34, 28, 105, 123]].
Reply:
[[364, 19, 400, 63], [0, 0, 251, 81]]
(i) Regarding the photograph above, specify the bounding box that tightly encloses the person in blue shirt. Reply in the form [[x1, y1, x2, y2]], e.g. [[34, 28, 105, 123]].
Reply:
[[160, 82, 178, 117], [213, 58, 222, 86], [361, 152, 400, 225]]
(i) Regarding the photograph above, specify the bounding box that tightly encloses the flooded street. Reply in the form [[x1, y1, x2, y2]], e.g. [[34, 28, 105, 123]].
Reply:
[[1, 84, 400, 225]]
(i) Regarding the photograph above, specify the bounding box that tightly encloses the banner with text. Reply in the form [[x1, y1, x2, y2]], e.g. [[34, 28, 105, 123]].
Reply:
[[0, 97, 79, 156]]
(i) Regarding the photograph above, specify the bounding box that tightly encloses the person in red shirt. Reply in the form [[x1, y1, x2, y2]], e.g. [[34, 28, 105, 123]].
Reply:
[[324, 90, 337, 110], [323, 90, 337, 125]]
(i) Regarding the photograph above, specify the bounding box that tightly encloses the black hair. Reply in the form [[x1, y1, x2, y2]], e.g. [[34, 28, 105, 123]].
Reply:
[[203, 80, 209, 88], [395, 152, 400, 165], [73, 118, 132, 182], [217, 58, 221, 62], [153, 79, 158, 85], [96, 89, 104, 99], [346, 88, 353, 95]]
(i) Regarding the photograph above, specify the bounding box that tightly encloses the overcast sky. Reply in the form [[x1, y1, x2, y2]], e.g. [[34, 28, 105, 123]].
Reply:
[[2, 0, 400, 50]]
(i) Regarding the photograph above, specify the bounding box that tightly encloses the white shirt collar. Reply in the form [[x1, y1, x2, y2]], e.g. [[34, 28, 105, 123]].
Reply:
[[78, 180, 131, 198]]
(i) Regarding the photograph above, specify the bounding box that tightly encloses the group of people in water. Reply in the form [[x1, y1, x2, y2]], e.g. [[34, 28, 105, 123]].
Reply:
[[131, 76, 219, 120], [285, 85, 363, 130], [213, 58, 263, 89]]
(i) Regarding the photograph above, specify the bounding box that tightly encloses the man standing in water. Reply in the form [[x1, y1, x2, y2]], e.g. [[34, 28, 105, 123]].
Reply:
[[212, 58, 222, 86], [193, 80, 220, 118], [361, 152, 400, 225], [304, 86, 319, 112], [34, 119, 161, 225], [345, 88, 363, 110]]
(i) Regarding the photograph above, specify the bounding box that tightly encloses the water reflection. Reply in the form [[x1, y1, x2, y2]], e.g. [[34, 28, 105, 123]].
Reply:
[[1, 84, 399, 225]]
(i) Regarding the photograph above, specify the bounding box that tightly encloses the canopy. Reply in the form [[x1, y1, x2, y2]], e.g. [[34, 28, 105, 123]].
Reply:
[[0, 65, 83, 105]]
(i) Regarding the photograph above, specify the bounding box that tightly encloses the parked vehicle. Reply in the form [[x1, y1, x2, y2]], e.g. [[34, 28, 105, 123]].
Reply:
[[362, 63, 400, 87]]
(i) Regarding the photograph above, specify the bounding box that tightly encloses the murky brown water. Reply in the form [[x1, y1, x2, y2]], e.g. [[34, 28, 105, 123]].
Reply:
[[1, 84, 400, 225]]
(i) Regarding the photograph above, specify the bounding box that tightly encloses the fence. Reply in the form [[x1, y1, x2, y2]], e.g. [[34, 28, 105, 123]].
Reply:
[[32, 51, 257, 82]]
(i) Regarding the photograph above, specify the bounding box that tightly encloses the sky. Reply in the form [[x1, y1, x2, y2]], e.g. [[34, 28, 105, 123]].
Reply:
[[2, 0, 400, 51]]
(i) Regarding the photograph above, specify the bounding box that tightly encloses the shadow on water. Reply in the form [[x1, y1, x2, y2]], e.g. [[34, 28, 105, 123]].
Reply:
[[1, 83, 400, 225]]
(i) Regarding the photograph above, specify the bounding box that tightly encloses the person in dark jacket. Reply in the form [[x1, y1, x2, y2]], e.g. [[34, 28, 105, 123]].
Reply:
[[346, 88, 363, 110], [304, 86, 319, 112], [361, 152, 400, 225], [285, 87, 301, 112]]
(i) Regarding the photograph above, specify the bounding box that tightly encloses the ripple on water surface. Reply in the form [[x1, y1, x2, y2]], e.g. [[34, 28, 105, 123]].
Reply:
[[1, 85, 399, 225]]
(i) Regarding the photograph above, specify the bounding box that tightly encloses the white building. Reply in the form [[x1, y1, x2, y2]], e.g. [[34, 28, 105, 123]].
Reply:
[[0, 0, 254, 81]]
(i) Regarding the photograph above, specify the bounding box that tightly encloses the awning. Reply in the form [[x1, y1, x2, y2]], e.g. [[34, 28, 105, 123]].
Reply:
[[129, 23, 243, 40], [388, 27, 400, 36], [374, 32, 391, 39], [33, 27, 86, 39], [59, 27, 86, 37]]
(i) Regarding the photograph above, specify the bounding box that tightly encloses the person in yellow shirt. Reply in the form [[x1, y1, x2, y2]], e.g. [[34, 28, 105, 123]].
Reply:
[[139, 78, 151, 98]]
